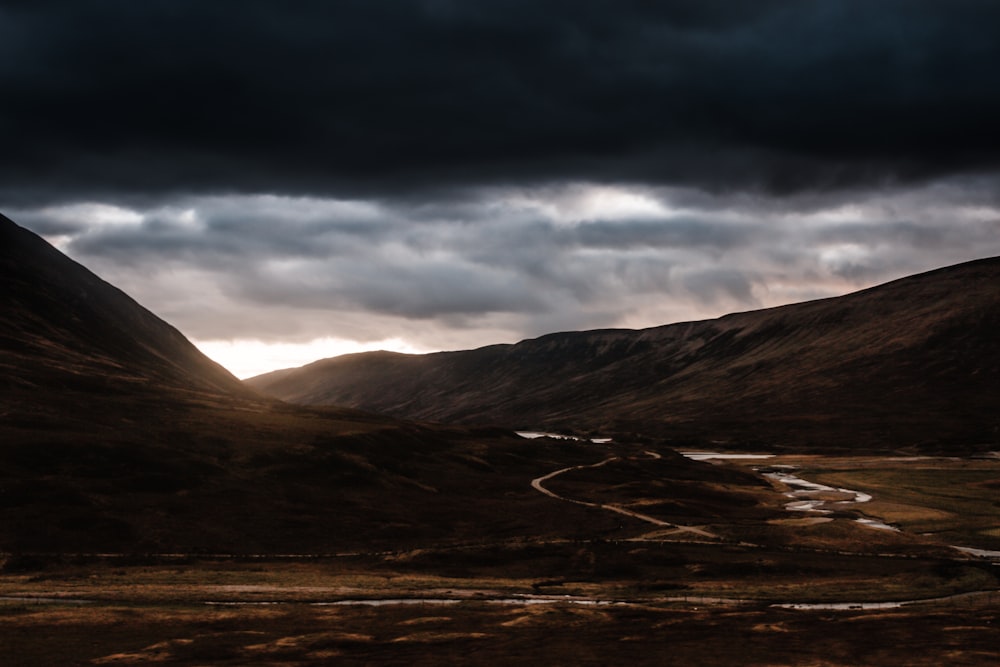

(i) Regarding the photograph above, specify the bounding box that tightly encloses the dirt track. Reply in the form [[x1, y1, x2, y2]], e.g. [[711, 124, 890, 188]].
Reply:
[[530, 453, 719, 539]]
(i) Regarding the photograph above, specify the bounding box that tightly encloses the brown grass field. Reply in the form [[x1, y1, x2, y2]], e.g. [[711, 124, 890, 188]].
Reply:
[[3, 450, 998, 666], [2, 595, 998, 666]]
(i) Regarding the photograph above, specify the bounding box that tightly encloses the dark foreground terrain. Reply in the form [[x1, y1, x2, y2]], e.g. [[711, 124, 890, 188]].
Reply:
[[3, 591, 996, 666], [3, 447, 999, 666]]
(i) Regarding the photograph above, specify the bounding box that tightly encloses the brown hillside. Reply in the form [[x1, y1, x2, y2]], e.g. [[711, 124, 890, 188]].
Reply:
[[0, 215, 635, 553], [249, 258, 1000, 451], [1, 212, 250, 401]]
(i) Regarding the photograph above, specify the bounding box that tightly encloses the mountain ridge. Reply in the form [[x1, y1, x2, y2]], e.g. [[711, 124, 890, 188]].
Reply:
[[0, 212, 252, 401], [0, 213, 639, 554], [248, 256, 1000, 451]]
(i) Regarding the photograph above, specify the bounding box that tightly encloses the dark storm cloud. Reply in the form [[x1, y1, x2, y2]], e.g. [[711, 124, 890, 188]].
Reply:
[[3, 0, 1000, 203]]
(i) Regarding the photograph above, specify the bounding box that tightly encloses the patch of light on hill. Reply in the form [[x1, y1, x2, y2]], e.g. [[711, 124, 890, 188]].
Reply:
[[193, 336, 428, 379]]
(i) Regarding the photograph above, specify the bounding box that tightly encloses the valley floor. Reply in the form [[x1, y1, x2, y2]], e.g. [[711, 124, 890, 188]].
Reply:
[[2, 449, 998, 665], [2, 593, 998, 666]]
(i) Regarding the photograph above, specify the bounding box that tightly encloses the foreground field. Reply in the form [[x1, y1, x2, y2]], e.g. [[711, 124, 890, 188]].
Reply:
[[3, 449, 998, 665], [2, 587, 997, 666]]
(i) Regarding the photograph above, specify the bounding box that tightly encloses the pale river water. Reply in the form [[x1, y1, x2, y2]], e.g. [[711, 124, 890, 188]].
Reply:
[[681, 451, 1000, 560], [680, 452, 896, 530], [517, 431, 613, 443]]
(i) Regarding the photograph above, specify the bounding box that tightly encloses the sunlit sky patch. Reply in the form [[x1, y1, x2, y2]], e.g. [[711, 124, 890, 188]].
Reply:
[[194, 337, 429, 380]]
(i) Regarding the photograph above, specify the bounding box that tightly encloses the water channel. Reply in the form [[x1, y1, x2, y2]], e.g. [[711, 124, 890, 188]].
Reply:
[[517, 431, 613, 443], [680, 452, 898, 530], [680, 451, 1000, 562]]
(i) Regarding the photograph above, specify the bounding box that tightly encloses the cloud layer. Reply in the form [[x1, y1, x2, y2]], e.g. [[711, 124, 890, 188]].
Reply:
[[11, 180, 1000, 376], [3, 1, 1000, 202], [4, 2, 1000, 376]]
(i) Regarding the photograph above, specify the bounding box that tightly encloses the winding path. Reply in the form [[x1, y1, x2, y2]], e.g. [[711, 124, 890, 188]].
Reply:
[[530, 453, 719, 539]]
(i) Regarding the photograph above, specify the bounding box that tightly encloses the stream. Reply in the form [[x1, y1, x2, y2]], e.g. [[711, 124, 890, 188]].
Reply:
[[758, 466, 893, 530], [8, 590, 996, 612], [680, 452, 897, 530], [681, 451, 1000, 562], [517, 431, 612, 443]]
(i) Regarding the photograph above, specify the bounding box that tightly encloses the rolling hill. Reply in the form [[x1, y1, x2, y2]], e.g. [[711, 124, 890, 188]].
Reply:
[[249, 258, 1000, 452], [0, 214, 646, 554]]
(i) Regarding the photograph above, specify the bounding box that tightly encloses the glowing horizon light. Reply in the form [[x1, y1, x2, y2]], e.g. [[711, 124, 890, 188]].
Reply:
[[193, 336, 428, 380]]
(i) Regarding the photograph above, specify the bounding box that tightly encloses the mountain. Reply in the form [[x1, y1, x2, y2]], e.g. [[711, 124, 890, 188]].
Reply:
[[1, 212, 250, 402], [0, 215, 642, 554], [248, 258, 1000, 452]]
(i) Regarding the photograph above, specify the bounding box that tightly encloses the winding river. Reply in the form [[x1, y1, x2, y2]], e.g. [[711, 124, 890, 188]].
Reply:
[[681, 451, 1000, 560], [681, 452, 898, 530]]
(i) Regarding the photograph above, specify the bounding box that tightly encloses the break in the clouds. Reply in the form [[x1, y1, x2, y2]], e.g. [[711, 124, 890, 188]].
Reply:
[[11, 181, 1000, 377], [3, 2, 1000, 376]]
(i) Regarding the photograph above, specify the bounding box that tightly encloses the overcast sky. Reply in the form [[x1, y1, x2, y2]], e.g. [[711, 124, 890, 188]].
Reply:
[[4, 1, 1000, 377]]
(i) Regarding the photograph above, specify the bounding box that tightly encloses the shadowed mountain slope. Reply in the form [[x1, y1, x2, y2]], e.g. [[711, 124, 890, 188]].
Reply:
[[0, 215, 650, 554], [1, 212, 250, 401], [249, 258, 1000, 451]]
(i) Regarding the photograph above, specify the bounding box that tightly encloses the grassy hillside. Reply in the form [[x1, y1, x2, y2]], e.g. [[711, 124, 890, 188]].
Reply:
[[0, 215, 626, 553], [250, 257, 1000, 452]]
